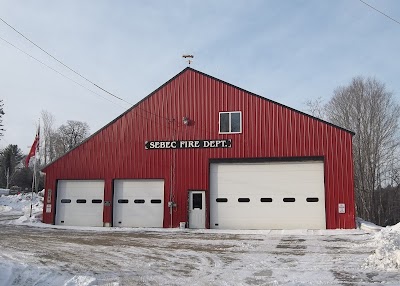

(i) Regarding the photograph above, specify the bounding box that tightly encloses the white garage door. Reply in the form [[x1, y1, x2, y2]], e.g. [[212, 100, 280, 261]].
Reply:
[[56, 180, 104, 227], [113, 179, 164, 227], [210, 161, 326, 230]]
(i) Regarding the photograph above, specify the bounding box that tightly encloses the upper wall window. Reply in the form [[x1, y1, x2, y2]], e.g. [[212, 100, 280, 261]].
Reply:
[[219, 111, 242, 134]]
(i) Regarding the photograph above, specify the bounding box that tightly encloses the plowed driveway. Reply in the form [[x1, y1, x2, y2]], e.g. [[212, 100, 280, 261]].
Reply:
[[0, 225, 399, 285]]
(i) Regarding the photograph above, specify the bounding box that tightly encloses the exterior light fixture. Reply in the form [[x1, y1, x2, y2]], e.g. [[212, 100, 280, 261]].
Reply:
[[182, 116, 190, 126]]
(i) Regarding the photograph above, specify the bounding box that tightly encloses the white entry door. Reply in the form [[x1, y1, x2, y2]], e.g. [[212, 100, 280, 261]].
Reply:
[[188, 190, 205, 229]]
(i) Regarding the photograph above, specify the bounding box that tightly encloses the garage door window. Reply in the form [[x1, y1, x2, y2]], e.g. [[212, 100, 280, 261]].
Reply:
[[92, 199, 102, 204], [238, 198, 250, 202], [261, 198, 273, 202], [151, 199, 162, 204], [61, 199, 71, 203], [283, 198, 296, 202], [219, 111, 242, 133], [134, 199, 145, 204], [76, 199, 87, 203], [216, 198, 228, 202], [118, 199, 129, 203], [307, 197, 319, 202]]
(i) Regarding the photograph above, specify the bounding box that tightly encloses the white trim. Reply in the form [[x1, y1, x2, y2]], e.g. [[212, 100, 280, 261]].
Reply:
[[219, 111, 242, 134]]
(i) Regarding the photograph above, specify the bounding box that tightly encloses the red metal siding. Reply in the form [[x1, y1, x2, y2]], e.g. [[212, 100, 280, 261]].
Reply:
[[42, 68, 355, 229]]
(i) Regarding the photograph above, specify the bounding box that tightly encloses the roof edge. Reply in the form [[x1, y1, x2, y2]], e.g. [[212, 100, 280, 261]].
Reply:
[[42, 67, 354, 172], [187, 67, 355, 136], [42, 67, 192, 172]]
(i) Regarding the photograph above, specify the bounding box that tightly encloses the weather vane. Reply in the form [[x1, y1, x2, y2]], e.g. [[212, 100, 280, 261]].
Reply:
[[182, 54, 194, 65]]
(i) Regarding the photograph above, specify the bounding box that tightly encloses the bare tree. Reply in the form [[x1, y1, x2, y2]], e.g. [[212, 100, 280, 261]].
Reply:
[[305, 97, 326, 120], [325, 76, 400, 225], [41, 110, 56, 165], [54, 120, 90, 157]]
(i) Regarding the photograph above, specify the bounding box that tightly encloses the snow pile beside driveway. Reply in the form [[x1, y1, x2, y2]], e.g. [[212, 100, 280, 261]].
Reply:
[[0, 192, 43, 223], [365, 222, 400, 271], [357, 217, 382, 232], [0, 260, 98, 286], [0, 188, 9, 195]]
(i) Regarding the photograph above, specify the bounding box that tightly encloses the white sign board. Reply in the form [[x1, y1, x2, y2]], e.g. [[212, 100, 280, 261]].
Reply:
[[46, 204, 52, 213], [338, 203, 346, 214]]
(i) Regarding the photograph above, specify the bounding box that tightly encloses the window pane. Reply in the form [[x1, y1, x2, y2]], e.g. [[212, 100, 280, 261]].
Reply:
[[92, 199, 102, 204], [220, 113, 230, 132], [231, 112, 241, 132], [76, 199, 86, 203], [134, 199, 145, 204], [283, 198, 295, 202], [306, 197, 319, 202], [216, 198, 228, 202], [151, 199, 162, 204], [261, 198, 273, 202], [61, 199, 71, 203], [118, 199, 128, 203], [238, 198, 250, 202], [192, 193, 202, 209]]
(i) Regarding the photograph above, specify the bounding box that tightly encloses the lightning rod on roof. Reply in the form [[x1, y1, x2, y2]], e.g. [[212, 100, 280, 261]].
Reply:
[[182, 54, 194, 66]]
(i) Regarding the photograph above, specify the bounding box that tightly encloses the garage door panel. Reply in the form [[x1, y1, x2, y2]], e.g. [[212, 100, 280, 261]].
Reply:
[[113, 179, 164, 228], [210, 161, 326, 230], [56, 180, 104, 227]]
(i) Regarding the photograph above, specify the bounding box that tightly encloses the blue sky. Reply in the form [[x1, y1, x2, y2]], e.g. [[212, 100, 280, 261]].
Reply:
[[0, 1, 399, 152]]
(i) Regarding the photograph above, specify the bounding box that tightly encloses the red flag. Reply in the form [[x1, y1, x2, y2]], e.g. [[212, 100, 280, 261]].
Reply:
[[25, 127, 40, 167]]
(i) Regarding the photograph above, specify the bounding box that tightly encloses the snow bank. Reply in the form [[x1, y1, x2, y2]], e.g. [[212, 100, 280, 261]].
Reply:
[[0, 260, 97, 286], [365, 222, 400, 271], [357, 217, 383, 232], [0, 188, 9, 195], [0, 192, 43, 223]]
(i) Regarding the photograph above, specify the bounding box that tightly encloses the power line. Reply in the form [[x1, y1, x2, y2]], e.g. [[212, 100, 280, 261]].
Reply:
[[0, 17, 178, 123], [0, 36, 182, 142], [0, 17, 190, 125], [0, 29, 175, 125], [0, 37, 181, 135], [0, 35, 127, 109], [0, 16, 132, 105], [358, 0, 400, 26], [0, 34, 223, 140]]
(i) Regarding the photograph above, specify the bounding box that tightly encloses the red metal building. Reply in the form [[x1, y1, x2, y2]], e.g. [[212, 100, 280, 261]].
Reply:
[[42, 68, 355, 229]]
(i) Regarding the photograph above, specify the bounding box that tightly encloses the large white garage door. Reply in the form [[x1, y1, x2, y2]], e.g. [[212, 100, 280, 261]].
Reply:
[[113, 179, 164, 227], [56, 180, 104, 227], [210, 161, 326, 229]]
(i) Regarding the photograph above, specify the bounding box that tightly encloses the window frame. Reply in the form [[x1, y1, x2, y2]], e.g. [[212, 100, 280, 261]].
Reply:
[[192, 193, 203, 210], [219, 111, 242, 134]]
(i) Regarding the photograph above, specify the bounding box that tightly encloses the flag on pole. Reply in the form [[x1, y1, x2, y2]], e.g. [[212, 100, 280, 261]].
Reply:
[[25, 126, 40, 167]]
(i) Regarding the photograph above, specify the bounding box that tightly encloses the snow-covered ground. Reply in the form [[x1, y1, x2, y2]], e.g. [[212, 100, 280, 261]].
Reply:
[[0, 191, 43, 223], [1, 193, 400, 285], [365, 223, 400, 271], [0, 188, 9, 196]]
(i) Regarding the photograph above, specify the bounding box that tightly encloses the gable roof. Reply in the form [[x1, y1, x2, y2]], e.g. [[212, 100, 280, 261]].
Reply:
[[42, 67, 354, 171]]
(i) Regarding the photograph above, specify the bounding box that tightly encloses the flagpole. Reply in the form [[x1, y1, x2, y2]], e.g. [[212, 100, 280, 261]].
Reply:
[[30, 157, 35, 217], [29, 119, 40, 218]]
